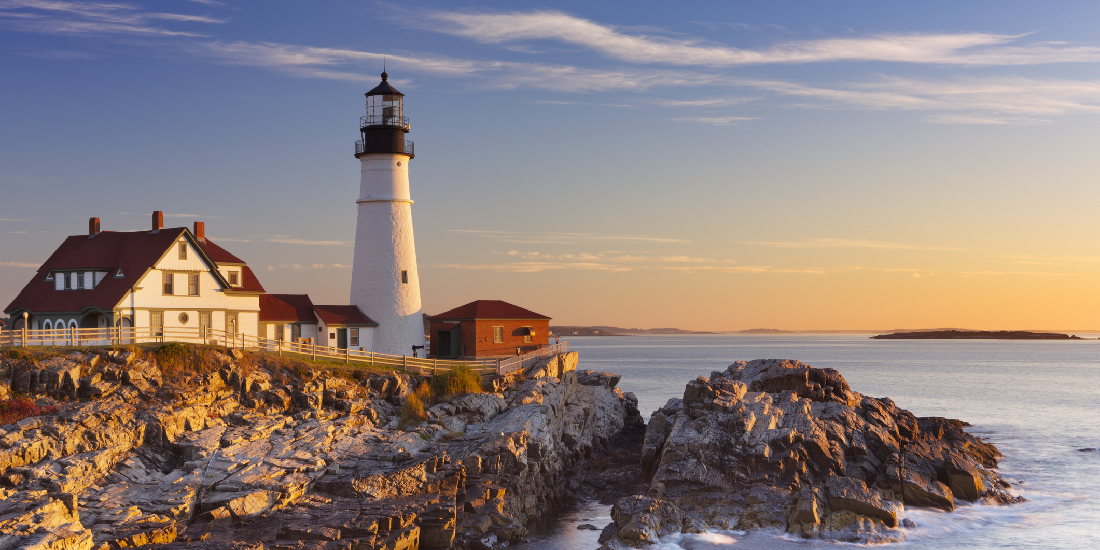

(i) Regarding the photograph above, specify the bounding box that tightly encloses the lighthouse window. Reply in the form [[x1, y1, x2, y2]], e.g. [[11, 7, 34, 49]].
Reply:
[[401, 270, 408, 284]]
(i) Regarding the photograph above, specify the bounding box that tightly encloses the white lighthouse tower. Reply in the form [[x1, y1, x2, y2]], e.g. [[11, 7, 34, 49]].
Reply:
[[349, 72, 425, 356]]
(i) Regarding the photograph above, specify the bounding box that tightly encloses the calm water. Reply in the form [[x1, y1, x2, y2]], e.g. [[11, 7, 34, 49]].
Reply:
[[516, 334, 1100, 549]]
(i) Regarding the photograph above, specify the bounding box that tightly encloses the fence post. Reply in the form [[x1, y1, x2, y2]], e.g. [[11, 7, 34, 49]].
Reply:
[[498, 359, 502, 375], [345, 346, 349, 364], [433, 358, 437, 377], [69, 326, 75, 347], [402, 355, 407, 372], [312, 342, 316, 361], [370, 351, 375, 365]]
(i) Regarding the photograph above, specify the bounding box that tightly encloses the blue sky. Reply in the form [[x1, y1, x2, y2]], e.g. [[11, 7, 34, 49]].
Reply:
[[3, 1, 1100, 330]]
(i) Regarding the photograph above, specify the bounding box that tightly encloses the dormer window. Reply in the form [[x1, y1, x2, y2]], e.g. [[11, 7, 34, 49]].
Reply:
[[179, 242, 188, 260], [54, 273, 64, 291], [114, 268, 124, 278], [229, 271, 239, 286]]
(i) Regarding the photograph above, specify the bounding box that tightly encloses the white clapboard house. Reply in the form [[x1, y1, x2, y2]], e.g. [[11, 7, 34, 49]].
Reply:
[[4, 213, 265, 338]]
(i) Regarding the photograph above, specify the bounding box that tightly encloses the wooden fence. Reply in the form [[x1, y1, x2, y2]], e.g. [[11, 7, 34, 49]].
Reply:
[[0, 325, 568, 377]]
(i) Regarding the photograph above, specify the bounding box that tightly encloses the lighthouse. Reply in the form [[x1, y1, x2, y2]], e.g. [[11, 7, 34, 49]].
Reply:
[[349, 72, 425, 356]]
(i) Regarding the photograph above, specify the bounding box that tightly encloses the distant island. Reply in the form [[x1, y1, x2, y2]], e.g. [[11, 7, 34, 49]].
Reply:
[[872, 330, 1084, 340], [550, 326, 716, 336], [738, 328, 796, 334]]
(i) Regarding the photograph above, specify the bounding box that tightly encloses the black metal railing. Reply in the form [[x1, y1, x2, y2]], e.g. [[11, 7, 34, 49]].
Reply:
[[355, 138, 414, 157], [360, 114, 410, 130]]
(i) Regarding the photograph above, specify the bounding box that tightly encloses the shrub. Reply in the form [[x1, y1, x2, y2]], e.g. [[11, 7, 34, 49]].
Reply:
[[430, 365, 483, 399], [154, 343, 224, 381], [0, 397, 59, 425]]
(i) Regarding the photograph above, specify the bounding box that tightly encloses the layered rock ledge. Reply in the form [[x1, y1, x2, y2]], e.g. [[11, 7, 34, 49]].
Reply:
[[599, 359, 1022, 547], [0, 347, 640, 550]]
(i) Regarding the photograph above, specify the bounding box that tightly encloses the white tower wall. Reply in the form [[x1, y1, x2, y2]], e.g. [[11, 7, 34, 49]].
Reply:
[[350, 153, 425, 356]]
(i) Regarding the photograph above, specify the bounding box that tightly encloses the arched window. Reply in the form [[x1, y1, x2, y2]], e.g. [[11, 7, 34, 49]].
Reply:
[[68, 320, 77, 329], [43, 320, 52, 330]]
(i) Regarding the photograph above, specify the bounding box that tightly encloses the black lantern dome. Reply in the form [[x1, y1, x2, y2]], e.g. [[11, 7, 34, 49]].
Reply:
[[355, 72, 414, 158]]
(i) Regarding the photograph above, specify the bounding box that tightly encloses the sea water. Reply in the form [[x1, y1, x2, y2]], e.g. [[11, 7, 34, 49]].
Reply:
[[514, 334, 1100, 549]]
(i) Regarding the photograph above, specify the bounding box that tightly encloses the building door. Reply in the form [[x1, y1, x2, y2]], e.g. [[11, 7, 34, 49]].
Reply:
[[227, 312, 238, 334], [337, 328, 347, 350], [436, 330, 452, 358]]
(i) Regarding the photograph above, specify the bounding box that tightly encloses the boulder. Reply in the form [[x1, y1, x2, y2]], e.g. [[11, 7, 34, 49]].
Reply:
[[825, 477, 897, 527], [610, 495, 685, 543]]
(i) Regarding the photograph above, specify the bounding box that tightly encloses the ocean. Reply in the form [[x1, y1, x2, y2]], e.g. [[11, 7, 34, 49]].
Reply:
[[514, 334, 1100, 549]]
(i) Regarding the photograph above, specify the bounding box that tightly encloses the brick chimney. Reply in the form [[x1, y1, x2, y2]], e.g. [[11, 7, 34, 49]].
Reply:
[[88, 217, 100, 236], [152, 211, 163, 231], [194, 221, 205, 242]]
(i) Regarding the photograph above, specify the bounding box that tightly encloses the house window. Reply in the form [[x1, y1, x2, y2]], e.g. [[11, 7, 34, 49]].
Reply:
[[163, 272, 174, 295], [83, 272, 93, 289], [493, 326, 504, 344], [68, 272, 76, 290], [199, 312, 211, 331], [188, 274, 199, 296], [179, 242, 187, 260], [178, 312, 189, 325], [150, 312, 163, 337], [523, 327, 533, 344], [229, 271, 239, 286], [76, 272, 84, 289], [401, 270, 408, 284], [349, 328, 359, 347], [55, 274, 64, 291]]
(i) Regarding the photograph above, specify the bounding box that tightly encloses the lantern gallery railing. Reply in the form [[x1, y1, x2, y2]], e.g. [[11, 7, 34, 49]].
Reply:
[[0, 325, 568, 377], [360, 114, 410, 130], [355, 138, 415, 158]]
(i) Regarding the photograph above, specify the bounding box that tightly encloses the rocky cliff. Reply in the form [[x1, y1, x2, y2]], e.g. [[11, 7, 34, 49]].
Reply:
[[599, 359, 1022, 547], [0, 346, 640, 550]]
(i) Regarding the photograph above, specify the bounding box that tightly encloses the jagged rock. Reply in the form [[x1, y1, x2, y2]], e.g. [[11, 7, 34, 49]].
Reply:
[[610, 495, 684, 543], [601, 359, 1020, 546]]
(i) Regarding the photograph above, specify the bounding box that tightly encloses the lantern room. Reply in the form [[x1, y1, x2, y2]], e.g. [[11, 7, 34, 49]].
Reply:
[[355, 71, 414, 158], [362, 71, 409, 130]]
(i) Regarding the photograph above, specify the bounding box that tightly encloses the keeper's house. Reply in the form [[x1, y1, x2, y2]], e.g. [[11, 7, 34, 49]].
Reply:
[[428, 300, 550, 358], [4, 212, 264, 337]]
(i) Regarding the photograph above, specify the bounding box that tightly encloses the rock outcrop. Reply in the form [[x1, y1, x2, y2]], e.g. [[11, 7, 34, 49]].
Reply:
[[601, 359, 1022, 547], [0, 347, 637, 549]]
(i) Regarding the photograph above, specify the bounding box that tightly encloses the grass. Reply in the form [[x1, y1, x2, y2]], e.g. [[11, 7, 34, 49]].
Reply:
[[430, 364, 483, 400], [400, 382, 429, 426], [0, 397, 59, 425]]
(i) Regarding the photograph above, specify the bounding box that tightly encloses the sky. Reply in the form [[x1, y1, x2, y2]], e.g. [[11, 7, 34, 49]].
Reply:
[[2, 1, 1100, 331]]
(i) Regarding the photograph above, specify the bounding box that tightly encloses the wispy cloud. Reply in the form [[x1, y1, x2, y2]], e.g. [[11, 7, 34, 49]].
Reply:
[[958, 270, 1076, 277], [0, 0, 224, 38], [120, 212, 223, 219], [267, 238, 351, 246], [0, 217, 28, 221], [266, 263, 350, 271], [738, 238, 966, 252], [673, 116, 758, 125], [449, 229, 691, 244], [428, 262, 636, 273], [421, 9, 1100, 67], [0, 261, 39, 268]]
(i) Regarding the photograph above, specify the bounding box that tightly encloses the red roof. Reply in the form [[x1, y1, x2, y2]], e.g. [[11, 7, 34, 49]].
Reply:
[[197, 239, 245, 265], [430, 300, 550, 321], [4, 228, 263, 315], [314, 305, 377, 326], [232, 266, 266, 294], [260, 294, 316, 323]]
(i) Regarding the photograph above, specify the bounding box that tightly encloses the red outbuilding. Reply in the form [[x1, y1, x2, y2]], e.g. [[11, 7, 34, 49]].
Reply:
[[428, 300, 550, 358]]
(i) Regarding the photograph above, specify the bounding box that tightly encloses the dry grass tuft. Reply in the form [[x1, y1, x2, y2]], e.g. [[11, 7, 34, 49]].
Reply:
[[430, 364, 483, 400]]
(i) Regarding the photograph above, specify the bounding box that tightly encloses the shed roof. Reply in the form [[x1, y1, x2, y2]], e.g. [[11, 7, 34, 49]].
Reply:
[[429, 300, 550, 321], [259, 294, 317, 323], [314, 305, 378, 327]]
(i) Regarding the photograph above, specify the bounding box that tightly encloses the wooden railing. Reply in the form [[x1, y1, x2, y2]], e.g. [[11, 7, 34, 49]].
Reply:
[[0, 326, 568, 377]]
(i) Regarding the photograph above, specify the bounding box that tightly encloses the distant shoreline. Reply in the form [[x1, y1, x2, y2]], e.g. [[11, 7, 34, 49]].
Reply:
[[872, 330, 1086, 340]]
